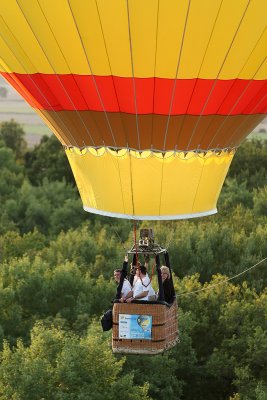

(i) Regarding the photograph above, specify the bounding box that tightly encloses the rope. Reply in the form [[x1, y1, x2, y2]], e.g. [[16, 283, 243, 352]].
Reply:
[[162, 0, 191, 151], [126, 0, 140, 150], [0, 17, 79, 148], [175, 0, 224, 148], [67, 0, 116, 148], [176, 257, 267, 297], [151, 0, 160, 149], [158, 0, 191, 215], [186, 0, 251, 151], [21, 0, 96, 147], [228, 93, 267, 148], [206, 56, 267, 149], [113, 226, 127, 254], [133, 220, 139, 267]]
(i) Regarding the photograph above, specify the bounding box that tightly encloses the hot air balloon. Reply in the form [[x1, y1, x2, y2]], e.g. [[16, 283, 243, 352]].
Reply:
[[0, 0, 266, 220], [1, 0, 266, 355]]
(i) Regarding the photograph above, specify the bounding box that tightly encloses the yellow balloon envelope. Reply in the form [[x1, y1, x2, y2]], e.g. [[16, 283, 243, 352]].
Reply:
[[0, 0, 266, 219]]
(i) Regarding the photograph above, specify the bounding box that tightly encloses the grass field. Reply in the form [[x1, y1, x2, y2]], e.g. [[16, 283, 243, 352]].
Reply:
[[21, 124, 52, 147], [0, 90, 52, 146]]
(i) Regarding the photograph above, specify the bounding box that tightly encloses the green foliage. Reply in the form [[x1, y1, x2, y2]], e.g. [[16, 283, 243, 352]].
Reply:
[[0, 131, 266, 399], [219, 178, 254, 210], [228, 139, 267, 190], [24, 135, 74, 185], [0, 322, 151, 400], [254, 187, 267, 217], [40, 223, 124, 278], [176, 277, 267, 400], [0, 119, 27, 160], [1, 178, 87, 236], [0, 145, 24, 200], [147, 214, 267, 290], [0, 229, 46, 263]]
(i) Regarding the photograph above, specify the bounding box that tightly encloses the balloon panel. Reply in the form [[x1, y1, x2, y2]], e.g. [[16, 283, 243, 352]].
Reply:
[[65, 148, 234, 219]]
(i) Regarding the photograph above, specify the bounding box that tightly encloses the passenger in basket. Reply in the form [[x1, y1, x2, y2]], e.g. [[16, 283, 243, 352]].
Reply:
[[114, 260, 132, 303], [160, 266, 175, 303], [125, 265, 152, 303]]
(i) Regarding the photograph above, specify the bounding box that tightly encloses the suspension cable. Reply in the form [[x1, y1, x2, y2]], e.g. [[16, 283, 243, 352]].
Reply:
[[176, 257, 267, 297]]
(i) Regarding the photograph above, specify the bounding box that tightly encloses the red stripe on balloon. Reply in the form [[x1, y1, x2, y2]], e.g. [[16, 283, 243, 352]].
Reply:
[[1, 72, 267, 115]]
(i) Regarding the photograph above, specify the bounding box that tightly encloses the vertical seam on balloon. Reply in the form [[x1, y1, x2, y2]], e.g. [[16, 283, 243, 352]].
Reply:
[[0, 13, 78, 147], [95, 0, 131, 151], [151, 0, 160, 150], [185, 0, 251, 151], [0, 19, 75, 145], [65, 3, 107, 149], [17, 0, 96, 147], [67, 0, 119, 149], [157, 153, 165, 217], [128, 149, 136, 218], [126, 0, 140, 150], [93, 0, 129, 217], [63, 2, 106, 148], [203, 27, 267, 149], [162, 0, 191, 151], [209, 65, 267, 148], [36, 0, 98, 147], [105, 150, 128, 217], [158, 0, 191, 217], [95, 0, 134, 217], [175, 0, 224, 149], [191, 153, 205, 214], [126, 0, 139, 218]]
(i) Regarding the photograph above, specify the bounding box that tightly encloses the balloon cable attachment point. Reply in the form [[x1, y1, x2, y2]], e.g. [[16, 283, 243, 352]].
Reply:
[[128, 228, 167, 256]]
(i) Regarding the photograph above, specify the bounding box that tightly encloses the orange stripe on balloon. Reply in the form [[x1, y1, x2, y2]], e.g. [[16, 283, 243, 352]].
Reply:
[[1, 72, 267, 115]]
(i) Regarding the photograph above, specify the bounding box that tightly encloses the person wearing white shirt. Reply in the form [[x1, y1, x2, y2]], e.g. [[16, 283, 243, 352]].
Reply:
[[114, 268, 132, 301], [126, 265, 151, 302]]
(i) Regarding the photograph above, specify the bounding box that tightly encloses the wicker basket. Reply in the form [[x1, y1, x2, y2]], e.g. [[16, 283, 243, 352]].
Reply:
[[112, 300, 178, 354]]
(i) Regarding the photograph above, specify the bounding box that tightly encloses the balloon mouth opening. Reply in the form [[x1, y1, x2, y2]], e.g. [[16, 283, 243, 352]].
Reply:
[[83, 206, 218, 220]]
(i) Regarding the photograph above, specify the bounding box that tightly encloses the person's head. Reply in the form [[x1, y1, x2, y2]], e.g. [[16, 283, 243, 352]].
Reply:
[[160, 266, 170, 282], [136, 265, 147, 278], [113, 269, 122, 283], [130, 260, 141, 275]]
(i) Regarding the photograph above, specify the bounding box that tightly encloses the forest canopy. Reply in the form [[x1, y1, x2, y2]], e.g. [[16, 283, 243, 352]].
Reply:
[[0, 121, 266, 400]]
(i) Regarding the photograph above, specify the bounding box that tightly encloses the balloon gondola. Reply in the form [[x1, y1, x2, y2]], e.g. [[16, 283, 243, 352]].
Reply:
[[112, 229, 178, 355]]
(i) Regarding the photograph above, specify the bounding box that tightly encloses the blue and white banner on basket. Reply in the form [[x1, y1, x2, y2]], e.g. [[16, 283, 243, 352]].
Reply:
[[119, 314, 152, 340]]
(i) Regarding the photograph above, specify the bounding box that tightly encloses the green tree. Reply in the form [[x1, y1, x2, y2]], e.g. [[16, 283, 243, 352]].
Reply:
[[3, 179, 86, 235], [228, 139, 267, 190], [24, 135, 74, 185], [0, 229, 46, 264], [0, 322, 151, 400], [0, 119, 27, 160], [253, 187, 267, 217]]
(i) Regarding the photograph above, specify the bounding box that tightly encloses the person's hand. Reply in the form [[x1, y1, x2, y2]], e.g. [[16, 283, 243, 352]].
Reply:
[[124, 254, 128, 262], [119, 296, 125, 303], [126, 297, 133, 303]]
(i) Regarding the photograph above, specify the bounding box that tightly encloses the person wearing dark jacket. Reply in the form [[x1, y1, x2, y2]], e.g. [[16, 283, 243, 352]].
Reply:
[[160, 265, 175, 303]]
